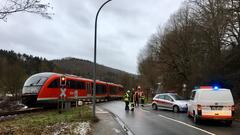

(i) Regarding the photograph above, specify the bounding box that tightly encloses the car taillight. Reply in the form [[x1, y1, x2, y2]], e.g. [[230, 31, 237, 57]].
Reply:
[[197, 104, 202, 110]]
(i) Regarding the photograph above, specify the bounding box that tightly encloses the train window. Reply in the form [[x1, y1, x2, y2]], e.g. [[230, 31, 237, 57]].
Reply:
[[110, 86, 118, 94], [119, 87, 124, 92], [86, 82, 91, 94], [76, 81, 85, 89], [66, 80, 85, 89], [96, 84, 106, 94], [67, 80, 76, 89], [48, 79, 60, 88]]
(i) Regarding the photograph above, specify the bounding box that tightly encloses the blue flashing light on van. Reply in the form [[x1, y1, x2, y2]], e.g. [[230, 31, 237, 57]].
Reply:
[[193, 86, 220, 90], [213, 86, 219, 90]]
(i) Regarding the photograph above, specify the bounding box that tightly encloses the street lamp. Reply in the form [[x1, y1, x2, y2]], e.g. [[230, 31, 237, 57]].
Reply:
[[93, 0, 112, 119]]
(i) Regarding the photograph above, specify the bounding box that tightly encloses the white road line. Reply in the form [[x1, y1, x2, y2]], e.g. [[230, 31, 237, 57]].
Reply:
[[140, 107, 150, 113], [112, 128, 121, 133], [139, 108, 215, 135], [114, 114, 135, 135], [96, 107, 109, 114], [157, 114, 216, 135]]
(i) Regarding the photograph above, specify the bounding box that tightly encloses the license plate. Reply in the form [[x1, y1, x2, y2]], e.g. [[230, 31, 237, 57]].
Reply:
[[211, 106, 223, 110]]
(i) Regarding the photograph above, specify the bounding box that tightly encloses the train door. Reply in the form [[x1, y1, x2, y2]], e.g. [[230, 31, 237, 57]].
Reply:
[[86, 82, 91, 97]]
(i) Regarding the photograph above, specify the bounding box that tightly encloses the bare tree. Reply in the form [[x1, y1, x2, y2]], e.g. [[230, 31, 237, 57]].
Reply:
[[138, 0, 240, 99], [0, 0, 52, 21]]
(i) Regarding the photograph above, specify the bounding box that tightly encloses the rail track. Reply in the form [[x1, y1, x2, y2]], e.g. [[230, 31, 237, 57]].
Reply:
[[0, 107, 44, 117], [0, 99, 111, 118]]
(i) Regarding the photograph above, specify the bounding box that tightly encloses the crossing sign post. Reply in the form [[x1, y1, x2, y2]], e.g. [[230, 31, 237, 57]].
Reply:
[[59, 75, 67, 113], [60, 87, 66, 97]]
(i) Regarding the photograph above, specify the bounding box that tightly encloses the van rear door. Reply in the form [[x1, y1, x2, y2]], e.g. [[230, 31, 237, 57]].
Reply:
[[198, 89, 234, 118]]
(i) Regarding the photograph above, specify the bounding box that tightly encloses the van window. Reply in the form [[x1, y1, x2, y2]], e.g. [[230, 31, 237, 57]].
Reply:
[[190, 91, 196, 100]]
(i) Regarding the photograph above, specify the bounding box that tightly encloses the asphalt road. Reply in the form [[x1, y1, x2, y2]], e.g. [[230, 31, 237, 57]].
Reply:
[[98, 101, 240, 135]]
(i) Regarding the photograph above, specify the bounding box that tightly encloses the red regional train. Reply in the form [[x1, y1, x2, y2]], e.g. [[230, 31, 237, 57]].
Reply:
[[22, 72, 124, 107]]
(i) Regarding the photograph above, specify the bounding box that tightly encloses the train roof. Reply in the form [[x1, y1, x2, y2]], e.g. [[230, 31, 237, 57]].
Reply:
[[29, 72, 123, 87], [107, 83, 123, 87], [31, 72, 58, 78]]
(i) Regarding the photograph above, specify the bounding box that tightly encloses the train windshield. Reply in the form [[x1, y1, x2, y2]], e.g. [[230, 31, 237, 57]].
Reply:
[[24, 73, 54, 87], [24, 76, 48, 86]]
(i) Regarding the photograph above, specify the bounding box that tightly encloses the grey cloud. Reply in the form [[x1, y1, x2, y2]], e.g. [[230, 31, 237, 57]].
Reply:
[[0, 0, 184, 74]]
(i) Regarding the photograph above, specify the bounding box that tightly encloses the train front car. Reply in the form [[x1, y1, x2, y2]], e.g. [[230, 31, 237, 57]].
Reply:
[[22, 72, 55, 107], [22, 72, 125, 107]]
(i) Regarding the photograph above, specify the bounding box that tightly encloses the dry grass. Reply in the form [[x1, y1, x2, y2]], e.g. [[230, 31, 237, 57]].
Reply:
[[0, 105, 93, 135]]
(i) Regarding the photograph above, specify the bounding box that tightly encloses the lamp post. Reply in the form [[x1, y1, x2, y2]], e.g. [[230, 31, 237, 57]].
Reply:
[[93, 0, 112, 119]]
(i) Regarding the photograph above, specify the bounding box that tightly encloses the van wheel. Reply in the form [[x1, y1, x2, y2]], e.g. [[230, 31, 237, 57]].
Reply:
[[173, 106, 179, 113], [152, 104, 158, 110], [225, 120, 232, 126]]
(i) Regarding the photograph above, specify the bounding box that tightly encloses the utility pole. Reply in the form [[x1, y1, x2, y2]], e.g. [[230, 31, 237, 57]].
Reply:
[[93, 0, 112, 119]]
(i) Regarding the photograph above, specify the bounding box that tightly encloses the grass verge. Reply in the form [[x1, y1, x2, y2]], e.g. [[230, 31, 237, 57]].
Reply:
[[0, 105, 93, 135]]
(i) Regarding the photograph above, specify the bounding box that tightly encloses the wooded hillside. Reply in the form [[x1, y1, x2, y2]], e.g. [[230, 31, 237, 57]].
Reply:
[[0, 49, 137, 97]]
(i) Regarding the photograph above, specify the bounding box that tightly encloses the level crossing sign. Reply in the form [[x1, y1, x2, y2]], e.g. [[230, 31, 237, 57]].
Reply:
[[60, 87, 66, 97]]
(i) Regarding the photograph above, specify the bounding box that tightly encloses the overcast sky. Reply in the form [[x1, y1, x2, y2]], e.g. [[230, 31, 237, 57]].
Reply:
[[0, 0, 184, 74]]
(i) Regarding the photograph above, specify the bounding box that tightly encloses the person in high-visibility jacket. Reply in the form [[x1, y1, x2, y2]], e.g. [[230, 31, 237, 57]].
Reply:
[[124, 90, 130, 110], [140, 91, 145, 107]]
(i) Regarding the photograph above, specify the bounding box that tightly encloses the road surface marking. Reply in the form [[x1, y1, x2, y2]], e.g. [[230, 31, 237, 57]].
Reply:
[[99, 106, 135, 135], [139, 108, 215, 135], [96, 107, 109, 114], [157, 114, 215, 135], [140, 107, 150, 113], [114, 114, 135, 135], [112, 128, 121, 133]]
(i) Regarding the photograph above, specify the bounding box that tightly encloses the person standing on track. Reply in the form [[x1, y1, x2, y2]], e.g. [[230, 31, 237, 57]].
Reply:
[[124, 90, 130, 110]]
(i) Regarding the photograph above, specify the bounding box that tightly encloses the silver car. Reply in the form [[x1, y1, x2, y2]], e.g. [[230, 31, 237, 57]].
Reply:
[[152, 93, 188, 113]]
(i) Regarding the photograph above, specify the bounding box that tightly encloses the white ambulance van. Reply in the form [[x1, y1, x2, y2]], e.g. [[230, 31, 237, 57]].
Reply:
[[187, 86, 235, 126]]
